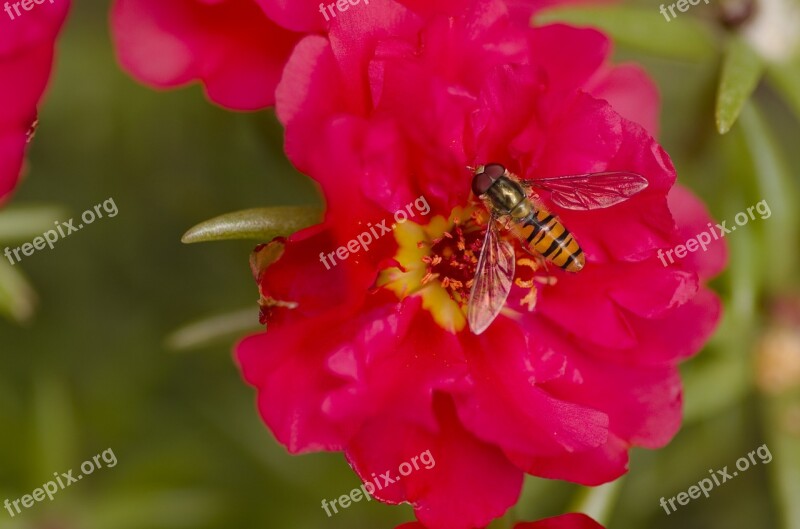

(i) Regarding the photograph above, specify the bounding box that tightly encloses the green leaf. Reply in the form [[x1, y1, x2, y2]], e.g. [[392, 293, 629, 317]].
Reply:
[[181, 206, 322, 244], [763, 393, 800, 529], [0, 204, 68, 243], [534, 5, 717, 61], [739, 104, 800, 291], [32, 375, 77, 478], [725, 194, 760, 327], [767, 59, 800, 124], [716, 37, 765, 134], [0, 259, 36, 323], [486, 511, 516, 529], [165, 307, 262, 351], [0, 516, 27, 529], [682, 353, 750, 423], [80, 491, 222, 529], [515, 475, 577, 522]]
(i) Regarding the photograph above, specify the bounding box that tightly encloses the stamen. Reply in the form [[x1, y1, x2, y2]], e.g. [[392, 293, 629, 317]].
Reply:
[[520, 288, 538, 311], [517, 257, 540, 271], [421, 271, 439, 285], [515, 277, 535, 289], [415, 207, 560, 319]]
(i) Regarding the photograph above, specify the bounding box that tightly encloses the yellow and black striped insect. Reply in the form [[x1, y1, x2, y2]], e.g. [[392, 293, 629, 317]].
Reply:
[[468, 163, 648, 334]]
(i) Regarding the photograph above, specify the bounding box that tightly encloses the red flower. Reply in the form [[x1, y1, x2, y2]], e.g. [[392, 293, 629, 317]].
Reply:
[[399, 513, 606, 529], [237, 2, 724, 529], [259, 0, 510, 33], [515, 514, 606, 529], [0, 0, 69, 202], [110, 0, 301, 110], [108, 0, 583, 112]]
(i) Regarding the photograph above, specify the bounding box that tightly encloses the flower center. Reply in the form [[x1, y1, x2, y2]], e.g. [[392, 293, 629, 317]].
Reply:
[[419, 214, 484, 304], [378, 206, 548, 333]]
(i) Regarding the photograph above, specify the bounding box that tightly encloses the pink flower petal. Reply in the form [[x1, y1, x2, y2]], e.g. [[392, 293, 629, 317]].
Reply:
[[588, 63, 660, 137], [253, 0, 326, 33], [0, 0, 69, 201], [237, 300, 419, 453], [397, 512, 606, 529], [667, 184, 728, 280], [111, 0, 299, 110], [347, 395, 523, 529], [514, 432, 630, 485], [454, 318, 610, 457], [527, 25, 610, 93], [516, 513, 606, 529]]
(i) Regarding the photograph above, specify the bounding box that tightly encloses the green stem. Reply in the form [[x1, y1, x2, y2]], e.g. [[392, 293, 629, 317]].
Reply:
[[763, 392, 800, 529], [567, 478, 625, 525]]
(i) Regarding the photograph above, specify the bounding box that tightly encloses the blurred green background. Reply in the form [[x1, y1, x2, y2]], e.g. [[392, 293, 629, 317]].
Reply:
[[1, 1, 799, 528]]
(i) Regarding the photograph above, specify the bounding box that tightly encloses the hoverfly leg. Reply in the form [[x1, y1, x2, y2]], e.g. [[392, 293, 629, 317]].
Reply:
[[535, 256, 558, 285], [535, 252, 549, 272]]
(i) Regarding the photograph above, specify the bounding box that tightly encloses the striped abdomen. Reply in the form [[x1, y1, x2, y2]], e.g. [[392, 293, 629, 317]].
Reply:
[[511, 209, 585, 272]]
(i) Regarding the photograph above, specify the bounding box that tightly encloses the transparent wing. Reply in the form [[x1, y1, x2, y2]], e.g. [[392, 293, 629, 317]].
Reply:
[[523, 171, 648, 210], [467, 215, 515, 335]]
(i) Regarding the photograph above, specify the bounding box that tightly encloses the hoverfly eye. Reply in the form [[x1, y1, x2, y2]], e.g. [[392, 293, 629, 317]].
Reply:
[[471, 163, 505, 196], [483, 163, 506, 179], [472, 172, 494, 197]]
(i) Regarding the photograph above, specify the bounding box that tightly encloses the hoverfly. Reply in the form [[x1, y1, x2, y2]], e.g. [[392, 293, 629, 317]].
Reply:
[[467, 163, 649, 335]]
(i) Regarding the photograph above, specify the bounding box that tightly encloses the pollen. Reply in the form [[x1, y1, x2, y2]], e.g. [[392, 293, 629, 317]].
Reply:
[[419, 214, 483, 305], [376, 204, 557, 334], [515, 257, 554, 312]]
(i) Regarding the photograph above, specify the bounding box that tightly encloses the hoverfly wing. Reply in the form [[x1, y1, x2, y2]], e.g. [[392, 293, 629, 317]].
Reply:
[[524, 171, 648, 210], [467, 216, 515, 335]]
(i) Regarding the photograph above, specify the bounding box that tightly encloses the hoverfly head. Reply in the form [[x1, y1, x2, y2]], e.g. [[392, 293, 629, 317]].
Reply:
[[471, 163, 505, 197]]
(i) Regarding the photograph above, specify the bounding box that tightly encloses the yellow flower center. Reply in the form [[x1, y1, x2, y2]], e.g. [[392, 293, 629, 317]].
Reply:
[[378, 206, 554, 333], [378, 206, 476, 332]]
